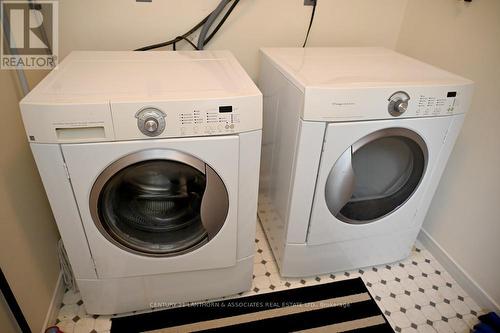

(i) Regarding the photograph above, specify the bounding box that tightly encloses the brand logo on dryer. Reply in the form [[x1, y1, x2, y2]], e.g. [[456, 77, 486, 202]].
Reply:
[[332, 102, 356, 107]]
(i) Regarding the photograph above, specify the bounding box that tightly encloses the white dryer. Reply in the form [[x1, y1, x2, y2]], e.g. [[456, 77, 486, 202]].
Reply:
[[20, 51, 262, 314], [258, 47, 473, 277]]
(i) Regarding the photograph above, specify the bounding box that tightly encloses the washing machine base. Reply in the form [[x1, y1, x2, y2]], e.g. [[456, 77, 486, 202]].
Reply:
[[77, 256, 253, 315]]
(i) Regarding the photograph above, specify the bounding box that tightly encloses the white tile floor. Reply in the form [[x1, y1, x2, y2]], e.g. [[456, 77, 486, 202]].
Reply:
[[54, 220, 484, 333]]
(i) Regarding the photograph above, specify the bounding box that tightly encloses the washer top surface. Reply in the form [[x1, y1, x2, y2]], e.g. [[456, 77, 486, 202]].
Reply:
[[261, 47, 472, 91], [22, 50, 260, 104]]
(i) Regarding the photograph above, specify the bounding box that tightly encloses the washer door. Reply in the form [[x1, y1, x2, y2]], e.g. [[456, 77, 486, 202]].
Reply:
[[324, 128, 428, 224], [89, 149, 229, 257]]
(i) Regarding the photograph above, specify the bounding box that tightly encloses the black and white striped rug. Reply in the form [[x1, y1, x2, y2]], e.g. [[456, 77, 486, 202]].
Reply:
[[111, 278, 392, 332]]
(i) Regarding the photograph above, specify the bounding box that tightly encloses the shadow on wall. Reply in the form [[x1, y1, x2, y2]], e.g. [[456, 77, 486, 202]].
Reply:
[[2, 143, 59, 291], [0, 70, 61, 331]]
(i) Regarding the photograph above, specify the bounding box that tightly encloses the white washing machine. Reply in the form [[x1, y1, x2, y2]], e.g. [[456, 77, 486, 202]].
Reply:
[[258, 47, 473, 277], [20, 51, 262, 314]]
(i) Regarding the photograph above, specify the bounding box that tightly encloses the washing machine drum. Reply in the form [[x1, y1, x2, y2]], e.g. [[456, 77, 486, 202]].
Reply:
[[94, 157, 228, 257]]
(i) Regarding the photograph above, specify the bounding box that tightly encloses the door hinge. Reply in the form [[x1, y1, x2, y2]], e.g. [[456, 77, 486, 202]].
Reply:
[[63, 162, 71, 180]]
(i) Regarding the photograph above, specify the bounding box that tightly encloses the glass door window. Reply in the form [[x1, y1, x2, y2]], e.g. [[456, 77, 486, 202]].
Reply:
[[90, 150, 229, 257], [325, 129, 427, 224]]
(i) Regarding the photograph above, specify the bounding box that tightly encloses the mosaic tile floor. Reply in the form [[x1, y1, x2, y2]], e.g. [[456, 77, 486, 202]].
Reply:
[[54, 220, 484, 333]]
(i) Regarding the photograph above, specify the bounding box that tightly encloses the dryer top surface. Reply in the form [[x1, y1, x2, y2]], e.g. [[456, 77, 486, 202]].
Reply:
[[260, 47, 472, 91]]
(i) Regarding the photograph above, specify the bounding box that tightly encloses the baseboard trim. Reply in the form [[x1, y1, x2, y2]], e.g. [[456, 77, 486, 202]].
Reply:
[[41, 271, 65, 333], [418, 229, 499, 312]]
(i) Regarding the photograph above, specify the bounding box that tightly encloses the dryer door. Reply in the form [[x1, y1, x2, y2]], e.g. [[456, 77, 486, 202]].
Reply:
[[306, 117, 452, 246], [324, 128, 427, 224], [89, 150, 229, 257]]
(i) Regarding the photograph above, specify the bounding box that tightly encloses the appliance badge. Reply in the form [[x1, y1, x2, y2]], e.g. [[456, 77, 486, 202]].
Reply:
[[332, 102, 356, 107], [331, 102, 357, 112]]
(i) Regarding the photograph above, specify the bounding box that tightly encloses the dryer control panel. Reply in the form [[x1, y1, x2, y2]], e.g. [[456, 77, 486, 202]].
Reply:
[[415, 91, 457, 116], [302, 84, 474, 122], [388, 91, 458, 117]]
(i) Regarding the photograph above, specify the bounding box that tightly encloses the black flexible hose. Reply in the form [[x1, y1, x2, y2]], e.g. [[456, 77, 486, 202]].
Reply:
[[135, 0, 240, 51], [197, 0, 231, 50], [204, 0, 240, 45], [135, 12, 211, 51], [175, 36, 200, 50], [303, 0, 317, 47]]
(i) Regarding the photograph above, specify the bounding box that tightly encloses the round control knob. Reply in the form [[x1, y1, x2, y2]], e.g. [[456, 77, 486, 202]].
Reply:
[[135, 107, 166, 137], [388, 91, 410, 117], [394, 100, 408, 114], [144, 118, 158, 133]]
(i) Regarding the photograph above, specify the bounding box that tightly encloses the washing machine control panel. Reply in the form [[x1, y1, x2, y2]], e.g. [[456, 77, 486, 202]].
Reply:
[[178, 106, 241, 136], [112, 96, 261, 141], [135, 108, 166, 137]]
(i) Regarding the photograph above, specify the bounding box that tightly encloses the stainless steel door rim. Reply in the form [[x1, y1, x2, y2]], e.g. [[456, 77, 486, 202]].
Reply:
[[89, 149, 229, 257]]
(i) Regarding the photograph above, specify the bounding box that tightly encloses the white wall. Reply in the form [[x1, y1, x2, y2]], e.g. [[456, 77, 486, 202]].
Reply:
[[397, 0, 500, 310], [59, 0, 408, 79]]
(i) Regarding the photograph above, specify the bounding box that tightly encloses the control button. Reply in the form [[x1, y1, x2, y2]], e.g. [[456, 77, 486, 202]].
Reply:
[[388, 91, 410, 117], [144, 119, 158, 133], [225, 125, 230, 129], [230, 124, 235, 129], [135, 107, 166, 137], [394, 100, 407, 114]]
